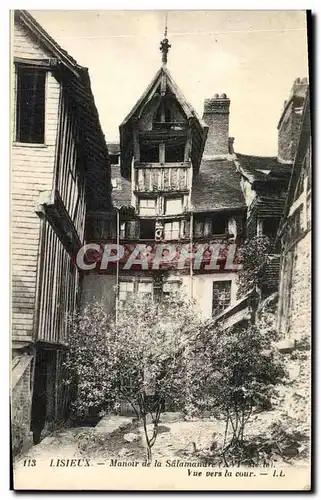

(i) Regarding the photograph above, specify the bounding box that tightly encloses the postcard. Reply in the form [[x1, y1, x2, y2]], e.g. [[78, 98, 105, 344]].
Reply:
[[11, 9, 311, 491]]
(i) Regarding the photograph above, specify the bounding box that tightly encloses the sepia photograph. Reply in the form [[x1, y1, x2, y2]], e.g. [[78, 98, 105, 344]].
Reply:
[[10, 8, 311, 491]]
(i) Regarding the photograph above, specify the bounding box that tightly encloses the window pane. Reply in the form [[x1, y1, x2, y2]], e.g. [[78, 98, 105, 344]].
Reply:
[[163, 281, 180, 293], [139, 198, 156, 215], [212, 281, 231, 317], [119, 281, 134, 292], [16, 66, 46, 144], [140, 219, 155, 239], [164, 221, 180, 240], [165, 198, 182, 215], [212, 216, 228, 235], [138, 282, 153, 294]]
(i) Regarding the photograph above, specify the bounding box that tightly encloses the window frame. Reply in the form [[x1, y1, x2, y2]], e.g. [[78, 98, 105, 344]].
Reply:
[[164, 220, 180, 240], [211, 215, 229, 236], [162, 280, 181, 296], [139, 197, 157, 216], [118, 279, 153, 305], [14, 62, 48, 146], [165, 196, 183, 216], [212, 280, 232, 317]]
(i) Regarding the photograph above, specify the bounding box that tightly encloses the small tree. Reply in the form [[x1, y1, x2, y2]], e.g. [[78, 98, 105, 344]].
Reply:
[[186, 319, 286, 465], [65, 294, 203, 463]]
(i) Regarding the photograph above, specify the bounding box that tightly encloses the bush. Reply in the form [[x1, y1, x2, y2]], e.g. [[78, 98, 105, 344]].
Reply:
[[65, 294, 204, 462]]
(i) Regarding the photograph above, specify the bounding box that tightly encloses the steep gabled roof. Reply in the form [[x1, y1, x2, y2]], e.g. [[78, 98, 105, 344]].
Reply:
[[191, 159, 246, 213], [235, 153, 292, 188], [119, 65, 208, 177], [120, 66, 207, 128], [14, 10, 112, 210]]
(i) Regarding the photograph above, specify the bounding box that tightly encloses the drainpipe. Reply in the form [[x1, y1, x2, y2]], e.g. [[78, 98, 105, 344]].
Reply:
[[189, 211, 194, 299], [115, 208, 120, 324]]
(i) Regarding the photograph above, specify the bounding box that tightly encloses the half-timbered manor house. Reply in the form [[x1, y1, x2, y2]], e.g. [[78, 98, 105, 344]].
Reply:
[[82, 33, 247, 319], [11, 10, 111, 450]]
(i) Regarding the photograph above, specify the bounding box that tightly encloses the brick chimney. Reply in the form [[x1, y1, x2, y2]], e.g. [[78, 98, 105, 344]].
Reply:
[[277, 77, 308, 162], [202, 93, 230, 157]]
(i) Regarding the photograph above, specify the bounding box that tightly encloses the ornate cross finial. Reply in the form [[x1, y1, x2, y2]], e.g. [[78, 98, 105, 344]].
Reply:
[[160, 13, 171, 65]]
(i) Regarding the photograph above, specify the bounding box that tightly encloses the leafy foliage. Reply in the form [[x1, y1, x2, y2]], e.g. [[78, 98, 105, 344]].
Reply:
[[65, 294, 204, 462], [185, 319, 287, 464], [237, 235, 273, 297]]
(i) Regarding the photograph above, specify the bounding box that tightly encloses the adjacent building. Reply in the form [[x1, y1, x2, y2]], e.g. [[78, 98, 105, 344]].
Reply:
[[277, 88, 311, 343], [11, 10, 111, 450]]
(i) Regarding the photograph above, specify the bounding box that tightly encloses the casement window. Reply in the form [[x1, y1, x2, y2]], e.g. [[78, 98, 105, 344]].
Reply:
[[164, 221, 180, 240], [140, 219, 156, 240], [212, 216, 228, 235], [139, 198, 157, 216], [119, 220, 140, 240], [165, 197, 183, 215], [15, 65, 46, 144], [118, 281, 134, 305], [118, 280, 153, 306], [163, 280, 181, 296], [212, 281, 232, 317], [137, 282, 153, 297]]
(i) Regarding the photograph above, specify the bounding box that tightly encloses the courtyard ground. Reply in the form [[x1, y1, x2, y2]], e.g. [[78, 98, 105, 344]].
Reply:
[[14, 409, 309, 470]]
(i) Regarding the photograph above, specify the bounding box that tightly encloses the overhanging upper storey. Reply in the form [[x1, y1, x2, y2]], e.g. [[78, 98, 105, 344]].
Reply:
[[119, 65, 208, 178]]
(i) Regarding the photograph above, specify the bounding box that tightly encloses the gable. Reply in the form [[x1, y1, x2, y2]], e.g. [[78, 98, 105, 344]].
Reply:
[[120, 66, 208, 177], [14, 20, 54, 60]]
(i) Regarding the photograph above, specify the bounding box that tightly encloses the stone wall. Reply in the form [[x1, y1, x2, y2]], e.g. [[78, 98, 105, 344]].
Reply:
[[11, 354, 34, 455], [287, 231, 311, 341]]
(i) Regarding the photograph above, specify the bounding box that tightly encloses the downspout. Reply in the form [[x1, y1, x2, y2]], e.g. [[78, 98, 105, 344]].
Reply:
[[189, 211, 193, 299], [115, 209, 120, 324]]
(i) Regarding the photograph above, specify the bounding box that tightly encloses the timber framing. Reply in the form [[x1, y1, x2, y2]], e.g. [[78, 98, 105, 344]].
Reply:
[[37, 189, 82, 257], [119, 66, 208, 178]]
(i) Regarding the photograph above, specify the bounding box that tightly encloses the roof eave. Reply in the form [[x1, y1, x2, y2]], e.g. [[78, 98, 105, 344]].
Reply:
[[15, 10, 82, 78]]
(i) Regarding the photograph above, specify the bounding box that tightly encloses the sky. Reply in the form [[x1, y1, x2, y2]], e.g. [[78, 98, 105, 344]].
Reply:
[[29, 10, 309, 156]]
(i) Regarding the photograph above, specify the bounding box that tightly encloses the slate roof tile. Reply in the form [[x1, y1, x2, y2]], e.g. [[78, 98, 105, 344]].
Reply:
[[191, 159, 246, 213]]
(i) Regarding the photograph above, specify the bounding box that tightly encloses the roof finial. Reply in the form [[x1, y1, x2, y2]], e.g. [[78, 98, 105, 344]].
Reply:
[[160, 12, 171, 65]]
